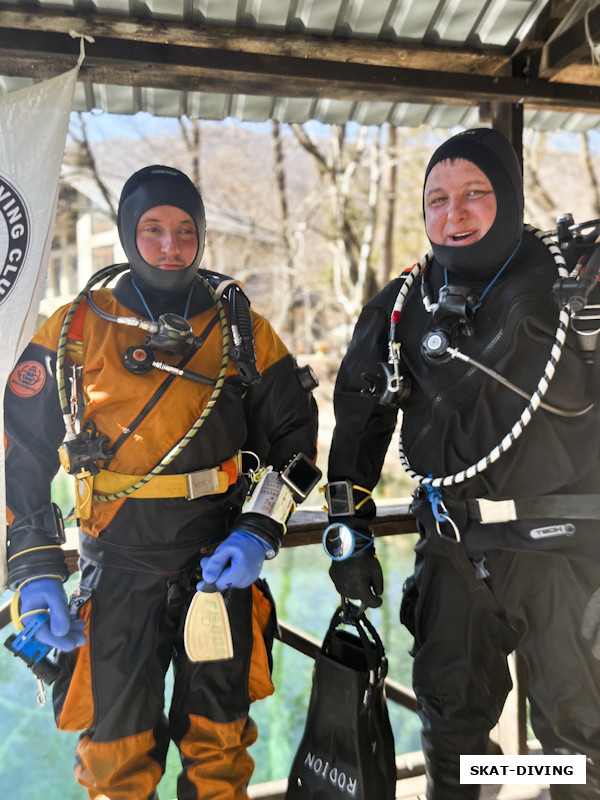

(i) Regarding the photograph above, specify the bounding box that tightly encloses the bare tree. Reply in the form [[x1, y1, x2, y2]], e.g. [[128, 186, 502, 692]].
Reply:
[[291, 122, 380, 321], [584, 130, 600, 218], [67, 112, 118, 220], [179, 117, 201, 188], [271, 119, 297, 345], [379, 124, 398, 287]]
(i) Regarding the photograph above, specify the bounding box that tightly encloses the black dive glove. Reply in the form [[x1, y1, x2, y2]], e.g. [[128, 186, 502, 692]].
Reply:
[[324, 487, 383, 608], [329, 545, 384, 608]]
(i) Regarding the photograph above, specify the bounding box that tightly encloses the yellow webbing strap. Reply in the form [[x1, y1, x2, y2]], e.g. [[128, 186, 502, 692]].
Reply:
[[92, 452, 242, 499], [92, 470, 220, 497], [353, 484, 372, 511]]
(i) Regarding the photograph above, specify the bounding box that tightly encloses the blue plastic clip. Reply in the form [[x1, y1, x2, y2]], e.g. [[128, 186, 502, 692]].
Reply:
[[10, 612, 52, 665]]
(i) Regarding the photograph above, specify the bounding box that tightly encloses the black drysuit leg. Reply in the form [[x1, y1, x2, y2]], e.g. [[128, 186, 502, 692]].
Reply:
[[404, 546, 600, 800], [406, 549, 518, 800]]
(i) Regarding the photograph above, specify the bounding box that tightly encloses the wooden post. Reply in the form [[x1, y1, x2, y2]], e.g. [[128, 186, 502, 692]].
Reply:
[[479, 100, 524, 173]]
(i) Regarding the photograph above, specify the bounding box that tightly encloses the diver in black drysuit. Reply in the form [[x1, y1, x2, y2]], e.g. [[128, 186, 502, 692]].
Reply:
[[325, 128, 600, 799]]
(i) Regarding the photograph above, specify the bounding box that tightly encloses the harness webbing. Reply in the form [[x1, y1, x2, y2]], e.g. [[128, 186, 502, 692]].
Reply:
[[395, 226, 572, 489]]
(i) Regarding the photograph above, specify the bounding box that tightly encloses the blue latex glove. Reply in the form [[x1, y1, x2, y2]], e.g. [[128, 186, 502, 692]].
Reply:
[[18, 577, 86, 652], [198, 531, 270, 591]]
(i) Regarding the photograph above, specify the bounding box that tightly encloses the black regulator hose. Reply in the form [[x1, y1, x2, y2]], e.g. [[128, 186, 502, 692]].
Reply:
[[226, 284, 261, 385]]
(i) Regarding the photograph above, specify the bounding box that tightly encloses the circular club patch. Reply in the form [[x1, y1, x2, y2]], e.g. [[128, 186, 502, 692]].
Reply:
[[8, 360, 46, 398], [0, 174, 30, 308]]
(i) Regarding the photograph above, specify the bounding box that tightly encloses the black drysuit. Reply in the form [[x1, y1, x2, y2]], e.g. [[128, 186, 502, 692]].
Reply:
[[328, 228, 600, 799]]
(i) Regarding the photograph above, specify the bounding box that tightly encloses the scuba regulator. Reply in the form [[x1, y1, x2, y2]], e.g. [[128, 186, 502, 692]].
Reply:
[[364, 215, 600, 412], [420, 284, 479, 363], [58, 420, 113, 477]]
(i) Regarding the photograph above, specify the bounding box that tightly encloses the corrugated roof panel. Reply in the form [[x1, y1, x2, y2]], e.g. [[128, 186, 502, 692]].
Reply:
[[142, 86, 185, 117], [523, 108, 600, 133], [476, 0, 547, 48], [196, 0, 240, 25], [241, 0, 291, 29], [94, 84, 137, 115], [429, 0, 487, 46], [311, 98, 358, 124], [0, 75, 31, 95], [272, 97, 320, 123], [145, 1, 188, 19], [4, 0, 546, 46], [353, 99, 396, 125], [561, 111, 600, 134], [424, 102, 477, 128], [293, 0, 344, 35], [335, 0, 386, 37], [229, 92, 275, 122], [386, 0, 438, 40], [186, 90, 232, 120], [388, 102, 436, 127], [476, 0, 514, 46]]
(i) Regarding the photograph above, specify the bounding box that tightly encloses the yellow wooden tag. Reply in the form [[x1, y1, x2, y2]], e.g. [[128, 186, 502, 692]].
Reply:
[[74, 471, 94, 521], [184, 588, 234, 662]]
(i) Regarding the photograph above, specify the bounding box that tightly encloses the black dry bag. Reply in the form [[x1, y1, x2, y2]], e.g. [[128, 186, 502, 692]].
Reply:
[[285, 603, 396, 800]]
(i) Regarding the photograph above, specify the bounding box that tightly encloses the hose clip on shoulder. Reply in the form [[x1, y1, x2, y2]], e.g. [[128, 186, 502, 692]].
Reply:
[[224, 283, 261, 385], [361, 344, 411, 408], [322, 522, 373, 561], [243, 468, 295, 526], [4, 612, 61, 697]]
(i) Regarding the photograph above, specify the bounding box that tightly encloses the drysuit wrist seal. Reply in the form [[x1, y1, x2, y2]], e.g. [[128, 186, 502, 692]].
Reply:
[[6, 503, 69, 590]]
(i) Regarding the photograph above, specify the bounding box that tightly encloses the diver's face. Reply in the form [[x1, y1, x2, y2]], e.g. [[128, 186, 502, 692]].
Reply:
[[424, 158, 497, 247], [135, 205, 198, 270]]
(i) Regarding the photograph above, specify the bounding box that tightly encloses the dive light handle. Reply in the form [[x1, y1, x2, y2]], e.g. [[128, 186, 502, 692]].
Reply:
[[4, 611, 61, 685]]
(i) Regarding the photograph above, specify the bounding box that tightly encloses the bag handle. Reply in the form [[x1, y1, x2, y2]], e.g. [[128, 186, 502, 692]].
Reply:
[[323, 601, 388, 680]]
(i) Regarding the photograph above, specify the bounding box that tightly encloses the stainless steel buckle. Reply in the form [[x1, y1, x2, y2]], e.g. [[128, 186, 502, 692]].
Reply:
[[186, 469, 220, 500]]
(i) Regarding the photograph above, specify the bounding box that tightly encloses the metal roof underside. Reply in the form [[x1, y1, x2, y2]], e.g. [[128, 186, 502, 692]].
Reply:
[[1, 0, 600, 132]]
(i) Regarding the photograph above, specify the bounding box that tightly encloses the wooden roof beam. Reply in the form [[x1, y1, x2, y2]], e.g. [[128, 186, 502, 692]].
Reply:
[[539, 0, 600, 77], [1, 21, 600, 116], [0, 3, 507, 76]]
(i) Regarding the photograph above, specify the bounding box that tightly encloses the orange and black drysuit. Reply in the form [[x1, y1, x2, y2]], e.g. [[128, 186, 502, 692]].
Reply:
[[4, 271, 318, 800]]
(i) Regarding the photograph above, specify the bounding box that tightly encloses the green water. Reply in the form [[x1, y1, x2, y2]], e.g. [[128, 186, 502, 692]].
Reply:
[[0, 534, 421, 799]]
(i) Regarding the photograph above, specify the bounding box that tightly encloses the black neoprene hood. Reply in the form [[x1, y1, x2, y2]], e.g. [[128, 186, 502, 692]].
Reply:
[[423, 128, 524, 279], [117, 165, 207, 293]]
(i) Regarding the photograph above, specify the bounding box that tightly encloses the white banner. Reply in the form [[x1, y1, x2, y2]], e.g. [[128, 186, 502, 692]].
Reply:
[[0, 67, 79, 591]]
